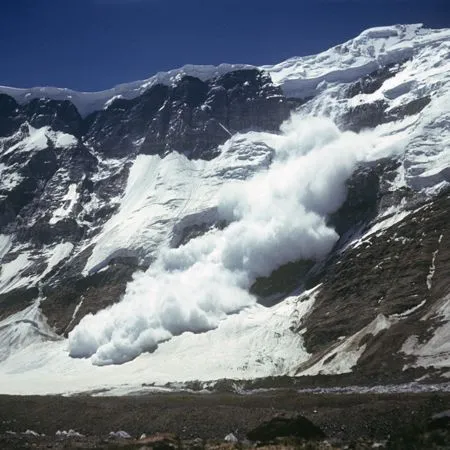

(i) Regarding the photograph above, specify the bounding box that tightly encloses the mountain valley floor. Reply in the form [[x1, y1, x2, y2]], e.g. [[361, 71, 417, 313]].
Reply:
[[0, 390, 449, 449]]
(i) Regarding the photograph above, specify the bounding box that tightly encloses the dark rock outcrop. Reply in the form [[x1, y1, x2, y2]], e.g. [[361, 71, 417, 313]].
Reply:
[[22, 98, 83, 137], [299, 191, 450, 381], [0, 94, 22, 137], [85, 69, 296, 159], [428, 410, 450, 431], [247, 415, 326, 442], [346, 61, 406, 98], [41, 259, 140, 335], [341, 96, 431, 132]]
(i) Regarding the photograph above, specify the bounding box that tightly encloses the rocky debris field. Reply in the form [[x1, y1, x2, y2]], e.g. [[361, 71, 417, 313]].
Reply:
[[0, 391, 449, 449]]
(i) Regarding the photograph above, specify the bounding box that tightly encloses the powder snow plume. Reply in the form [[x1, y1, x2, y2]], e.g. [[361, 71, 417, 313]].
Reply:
[[68, 115, 374, 365]]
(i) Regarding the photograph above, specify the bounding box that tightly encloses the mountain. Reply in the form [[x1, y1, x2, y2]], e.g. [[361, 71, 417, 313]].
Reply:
[[0, 24, 449, 395]]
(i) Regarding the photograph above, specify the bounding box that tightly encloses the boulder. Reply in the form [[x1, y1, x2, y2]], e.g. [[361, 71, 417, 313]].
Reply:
[[247, 415, 325, 442], [428, 410, 450, 431]]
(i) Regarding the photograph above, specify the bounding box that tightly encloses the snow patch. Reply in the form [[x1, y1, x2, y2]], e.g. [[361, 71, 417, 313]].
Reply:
[[53, 131, 78, 148], [401, 294, 450, 369], [351, 207, 411, 250], [0, 164, 23, 190], [2, 124, 49, 157], [0, 252, 34, 294], [66, 296, 85, 331], [390, 300, 427, 319], [0, 234, 12, 261], [0, 299, 60, 362], [49, 184, 79, 225], [0, 242, 73, 295], [42, 242, 74, 278], [300, 314, 391, 375], [427, 234, 442, 290]]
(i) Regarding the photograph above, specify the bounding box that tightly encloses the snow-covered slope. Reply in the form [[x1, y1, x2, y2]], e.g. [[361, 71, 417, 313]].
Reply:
[[82, 136, 275, 275], [264, 24, 450, 97], [0, 287, 318, 395], [0, 23, 449, 395]]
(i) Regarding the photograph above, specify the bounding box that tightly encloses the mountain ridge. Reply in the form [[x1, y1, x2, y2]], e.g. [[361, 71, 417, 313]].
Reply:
[[1, 23, 446, 115]]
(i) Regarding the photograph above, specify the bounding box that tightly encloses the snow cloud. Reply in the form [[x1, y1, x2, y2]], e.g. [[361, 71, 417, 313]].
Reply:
[[68, 114, 374, 365]]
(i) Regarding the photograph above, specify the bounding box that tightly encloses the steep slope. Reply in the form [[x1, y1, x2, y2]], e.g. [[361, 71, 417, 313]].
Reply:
[[0, 24, 449, 394]]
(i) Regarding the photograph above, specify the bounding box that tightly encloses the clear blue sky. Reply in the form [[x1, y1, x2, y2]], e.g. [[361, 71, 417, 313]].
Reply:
[[1, 0, 448, 91]]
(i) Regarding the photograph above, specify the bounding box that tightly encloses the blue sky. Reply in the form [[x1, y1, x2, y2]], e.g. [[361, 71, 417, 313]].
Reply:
[[1, 0, 448, 91]]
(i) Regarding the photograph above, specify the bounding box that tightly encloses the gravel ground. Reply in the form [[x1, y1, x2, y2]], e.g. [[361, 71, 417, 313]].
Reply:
[[0, 391, 449, 448]]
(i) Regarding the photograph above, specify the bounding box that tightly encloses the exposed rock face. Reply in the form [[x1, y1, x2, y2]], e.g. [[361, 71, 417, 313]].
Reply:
[[86, 69, 297, 159], [341, 96, 431, 132], [0, 95, 22, 137], [41, 259, 138, 336], [23, 99, 83, 137], [301, 192, 449, 377], [0, 96, 83, 138], [345, 62, 405, 98]]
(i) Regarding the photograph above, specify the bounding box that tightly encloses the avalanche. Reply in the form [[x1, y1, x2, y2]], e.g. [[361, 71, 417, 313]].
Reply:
[[68, 116, 377, 365]]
